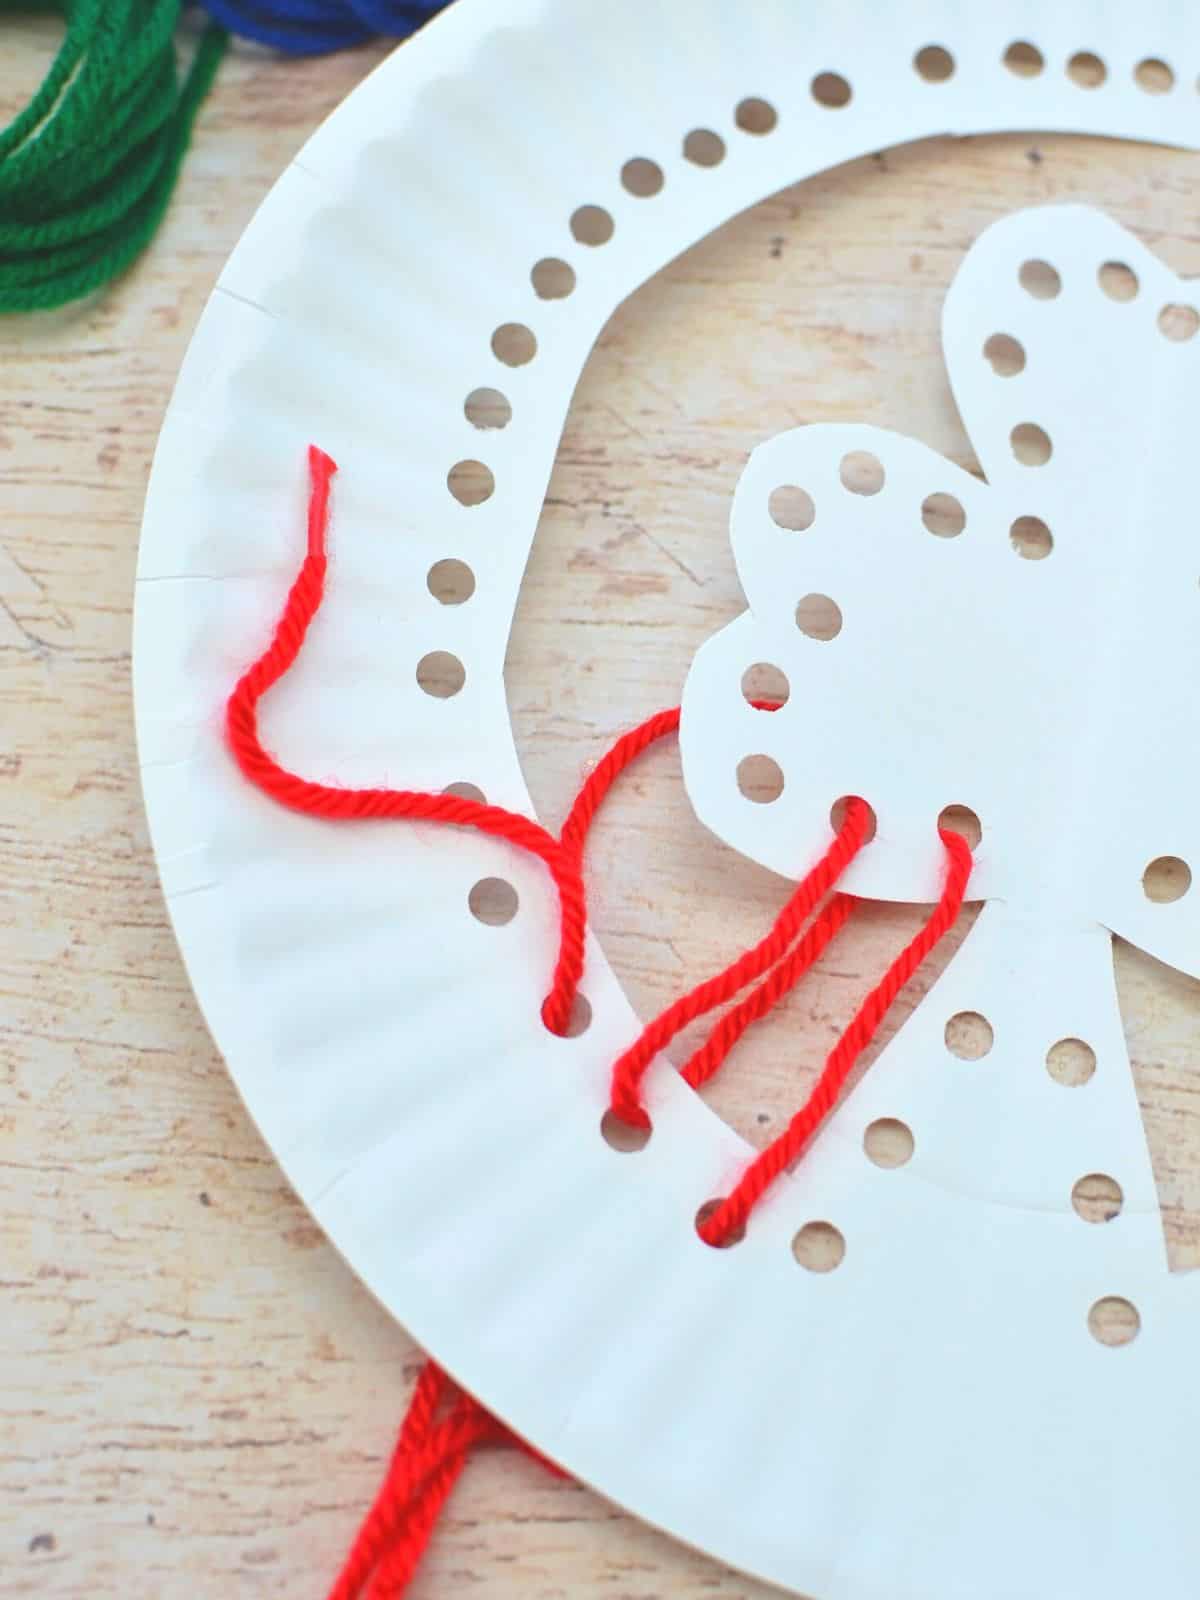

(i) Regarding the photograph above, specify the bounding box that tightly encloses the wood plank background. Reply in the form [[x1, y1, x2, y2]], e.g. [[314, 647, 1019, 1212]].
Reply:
[[3, 16, 1200, 1598]]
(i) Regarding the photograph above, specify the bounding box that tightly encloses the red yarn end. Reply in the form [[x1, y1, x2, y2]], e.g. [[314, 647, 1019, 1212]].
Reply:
[[696, 1210, 737, 1248], [540, 992, 570, 1037], [307, 445, 338, 559], [609, 1101, 653, 1134], [226, 445, 591, 1044]]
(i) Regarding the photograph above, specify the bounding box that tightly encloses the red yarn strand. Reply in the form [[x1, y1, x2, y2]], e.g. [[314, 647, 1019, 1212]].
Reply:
[[560, 705, 681, 856], [327, 1367, 500, 1600], [366, 1449, 475, 1600], [225, 447, 587, 1037], [326, 1360, 566, 1600], [607, 796, 873, 1128], [680, 892, 854, 1090], [560, 699, 779, 858], [697, 829, 974, 1246]]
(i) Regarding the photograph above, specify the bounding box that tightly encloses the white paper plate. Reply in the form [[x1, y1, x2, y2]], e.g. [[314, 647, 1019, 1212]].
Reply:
[[135, 4, 1200, 1595]]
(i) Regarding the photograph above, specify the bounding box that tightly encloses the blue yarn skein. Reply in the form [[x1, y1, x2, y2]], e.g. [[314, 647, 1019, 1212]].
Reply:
[[198, 0, 446, 55]]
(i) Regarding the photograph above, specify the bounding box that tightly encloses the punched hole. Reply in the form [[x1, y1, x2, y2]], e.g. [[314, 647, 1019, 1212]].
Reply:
[[683, 128, 726, 167], [1099, 260, 1139, 301], [416, 651, 465, 699], [736, 96, 778, 133], [921, 492, 966, 538], [864, 1118, 914, 1169], [447, 460, 494, 507], [570, 205, 614, 246], [531, 258, 575, 300], [1004, 40, 1044, 77], [741, 662, 791, 708], [1088, 1296, 1140, 1347], [984, 332, 1026, 376], [792, 1221, 845, 1272], [796, 594, 842, 641], [464, 387, 511, 430], [811, 72, 852, 108], [769, 484, 816, 531], [491, 323, 537, 366], [442, 781, 485, 803], [839, 450, 885, 494], [1011, 423, 1052, 466], [1067, 51, 1106, 89], [621, 157, 664, 197], [1010, 515, 1053, 559], [1072, 1173, 1124, 1224], [1019, 258, 1061, 299], [830, 796, 878, 843], [695, 1199, 745, 1248], [468, 876, 518, 926], [1135, 57, 1174, 94], [562, 992, 593, 1038], [1143, 855, 1192, 903], [1159, 303, 1200, 342], [601, 1108, 651, 1152], [915, 45, 954, 82], [1046, 1037, 1097, 1087], [426, 558, 475, 605], [938, 804, 982, 849], [737, 754, 784, 804], [945, 1011, 993, 1061]]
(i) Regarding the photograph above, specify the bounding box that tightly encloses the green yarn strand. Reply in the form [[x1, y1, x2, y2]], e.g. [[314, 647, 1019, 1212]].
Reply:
[[0, 2, 228, 313]]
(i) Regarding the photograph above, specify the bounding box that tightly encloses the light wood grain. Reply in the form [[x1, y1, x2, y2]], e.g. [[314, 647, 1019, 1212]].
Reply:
[[3, 19, 1200, 1598]]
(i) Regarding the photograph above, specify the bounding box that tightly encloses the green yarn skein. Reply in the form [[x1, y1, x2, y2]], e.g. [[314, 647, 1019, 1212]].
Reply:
[[0, 1, 226, 314]]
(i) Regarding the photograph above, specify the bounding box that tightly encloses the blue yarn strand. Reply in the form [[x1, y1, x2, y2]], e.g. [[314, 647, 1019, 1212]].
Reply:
[[196, 0, 445, 55]]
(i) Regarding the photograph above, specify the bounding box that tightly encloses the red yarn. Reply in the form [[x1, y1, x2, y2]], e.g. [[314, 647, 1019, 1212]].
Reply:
[[681, 893, 854, 1090], [225, 447, 587, 1038], [326, 1362, 561, 1600], [326, 1366, 482, 1600], [696, 828, 973, 1246], [607, 796, 873, 1128], [228, 448, 974, 1595], [560, 703, 682, 857], [559, 698, 780, 858], [552, 701, 871, 1126]]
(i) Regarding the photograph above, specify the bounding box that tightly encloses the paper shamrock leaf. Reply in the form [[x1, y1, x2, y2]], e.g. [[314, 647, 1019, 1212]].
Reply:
[[681, 204, 1200, 987]]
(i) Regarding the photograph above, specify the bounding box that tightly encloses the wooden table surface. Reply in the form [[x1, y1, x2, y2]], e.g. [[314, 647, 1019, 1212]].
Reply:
[[4, 17, 1200, 1599]]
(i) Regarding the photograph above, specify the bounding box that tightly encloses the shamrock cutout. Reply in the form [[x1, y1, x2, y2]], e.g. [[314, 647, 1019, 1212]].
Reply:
[[679, 206, 1200, 1275], [681, 205, 1199, 981]]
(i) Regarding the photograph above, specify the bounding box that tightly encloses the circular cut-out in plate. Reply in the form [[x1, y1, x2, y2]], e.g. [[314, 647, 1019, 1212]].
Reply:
[[133, 8, 1200, 1598], [792, 1220, 846, 1271], [1005, 41, 1044, 78]]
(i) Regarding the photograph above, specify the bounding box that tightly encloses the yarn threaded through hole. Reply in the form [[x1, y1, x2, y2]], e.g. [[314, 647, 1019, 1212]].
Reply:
[[0, 0, 227, 314], [230, 447, 975, 1595], [231, 446, 974, 1240]]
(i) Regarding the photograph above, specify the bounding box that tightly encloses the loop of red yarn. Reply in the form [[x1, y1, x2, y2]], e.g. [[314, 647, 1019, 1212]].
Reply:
[[681, 892, 854, 1091], [606, 795, 874, 1128], [225, 448, 587, 1039], [226, 448, 975, 1595], [696, 827, 973, 1246]]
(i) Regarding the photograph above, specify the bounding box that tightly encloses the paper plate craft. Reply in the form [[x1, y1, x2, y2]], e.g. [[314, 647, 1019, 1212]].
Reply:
[[134, 3, 1200, 1596]]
